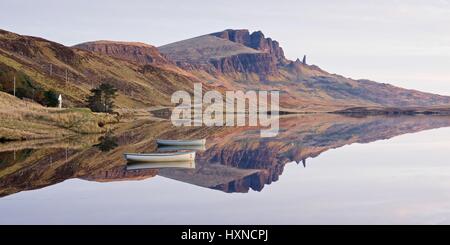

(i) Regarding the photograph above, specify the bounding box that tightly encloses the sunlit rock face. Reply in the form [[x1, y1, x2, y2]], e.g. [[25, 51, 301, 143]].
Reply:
[[81, 167, 158, 183], [158, 29, 286, 79], [211, 29, 286, 63], [74, 41, 171, 66]]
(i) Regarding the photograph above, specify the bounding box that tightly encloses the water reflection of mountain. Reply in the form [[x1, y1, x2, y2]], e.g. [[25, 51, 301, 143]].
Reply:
[[1, 114, 450, 197], [160, 115, 450, 193]]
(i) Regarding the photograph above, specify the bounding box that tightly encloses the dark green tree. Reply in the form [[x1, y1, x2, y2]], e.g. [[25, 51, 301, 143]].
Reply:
[[95, 132, 118, 152], [87, 88, 103, 112], [43, 90, 59, 107], [87, 83, 117, 113], [99, 83, 118, 113]]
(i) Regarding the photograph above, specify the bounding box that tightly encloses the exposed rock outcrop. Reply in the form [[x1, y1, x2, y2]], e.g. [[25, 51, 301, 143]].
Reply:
[[211, 29, 251, 46], [191, 29, 289, 78], [74, 40, 171, 66], [158, 33, 281, 78], [211, 29, 286, 63], [212, 165, 285, 193], [249, 31, 286, 63], [210, 52, 278, 75], [82, 166, 158, 182]]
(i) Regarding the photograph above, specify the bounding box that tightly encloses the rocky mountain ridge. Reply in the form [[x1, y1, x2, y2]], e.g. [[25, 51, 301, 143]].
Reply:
[[74, 40, 171, 66], [211, 29, 287, 64]]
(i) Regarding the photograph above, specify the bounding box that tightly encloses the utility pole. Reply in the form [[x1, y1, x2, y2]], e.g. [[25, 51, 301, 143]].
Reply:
[[50, 64, 52, 76], [13, 76, 16, 97]]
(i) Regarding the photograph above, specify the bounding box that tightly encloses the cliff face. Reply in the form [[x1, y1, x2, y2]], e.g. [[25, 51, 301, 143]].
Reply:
[[210, 52, 278, 75], [211, 29, 286, 63], [158, 30, 284, 79], [82, 167, 158, 182], [203, 29, 288, 78], [211, 165, 284, 193], [74, 40, 171, 66]]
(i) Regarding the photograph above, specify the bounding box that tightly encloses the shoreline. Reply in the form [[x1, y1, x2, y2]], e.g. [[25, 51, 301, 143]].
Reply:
[[3, 104, 450, 143], [332, 106, 450, 116]]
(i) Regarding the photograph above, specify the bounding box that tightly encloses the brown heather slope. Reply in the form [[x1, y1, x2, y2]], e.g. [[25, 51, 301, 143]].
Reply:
[[0, 29, 201, 109]]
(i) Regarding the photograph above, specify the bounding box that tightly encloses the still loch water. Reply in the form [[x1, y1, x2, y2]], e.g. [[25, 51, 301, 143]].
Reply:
[[1, 114, 450, 224]]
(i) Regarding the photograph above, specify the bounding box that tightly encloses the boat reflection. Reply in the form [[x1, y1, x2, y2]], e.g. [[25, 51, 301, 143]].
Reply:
[[2, 114, 450, 197], [127, 161, 196, 170]]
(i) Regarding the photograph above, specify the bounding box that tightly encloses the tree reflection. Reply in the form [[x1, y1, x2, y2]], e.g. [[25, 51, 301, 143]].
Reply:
[[95, 132, 118, 152]]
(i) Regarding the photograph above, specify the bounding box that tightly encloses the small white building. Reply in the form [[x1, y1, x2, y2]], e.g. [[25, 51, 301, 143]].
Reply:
[[58, 94, 62, 109]]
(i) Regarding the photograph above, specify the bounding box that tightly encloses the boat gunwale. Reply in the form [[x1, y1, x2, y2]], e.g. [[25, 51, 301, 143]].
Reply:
[[156, 139, 206, 146]]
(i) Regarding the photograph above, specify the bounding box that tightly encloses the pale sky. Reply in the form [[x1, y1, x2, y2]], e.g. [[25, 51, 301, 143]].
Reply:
[[1, 0, 449, 95]]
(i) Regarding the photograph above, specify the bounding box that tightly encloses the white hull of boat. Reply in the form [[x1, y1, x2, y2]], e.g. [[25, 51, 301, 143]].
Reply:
[[127, 161, 195, 170], [156, 139, 206, 146], [124, 151, 196, 163]]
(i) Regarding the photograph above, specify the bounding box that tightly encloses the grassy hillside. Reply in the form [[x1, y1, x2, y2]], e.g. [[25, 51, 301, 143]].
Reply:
[[0, 91, 117, 141], [0, 29, 200, 109]]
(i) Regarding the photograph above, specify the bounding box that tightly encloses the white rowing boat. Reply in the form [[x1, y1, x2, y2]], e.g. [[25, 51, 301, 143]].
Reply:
[[156, 139, 206, 146], [127, 161, 195, 170], [124, 151, 195, 163]]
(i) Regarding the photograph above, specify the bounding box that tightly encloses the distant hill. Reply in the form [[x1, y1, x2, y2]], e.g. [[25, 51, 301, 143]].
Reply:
[[1, 28, 450, 112], [157, 29, 450, 111]]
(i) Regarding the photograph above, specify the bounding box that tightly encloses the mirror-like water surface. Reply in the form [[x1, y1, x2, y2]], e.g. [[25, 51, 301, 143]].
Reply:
[[1, 114, 450, 224]]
